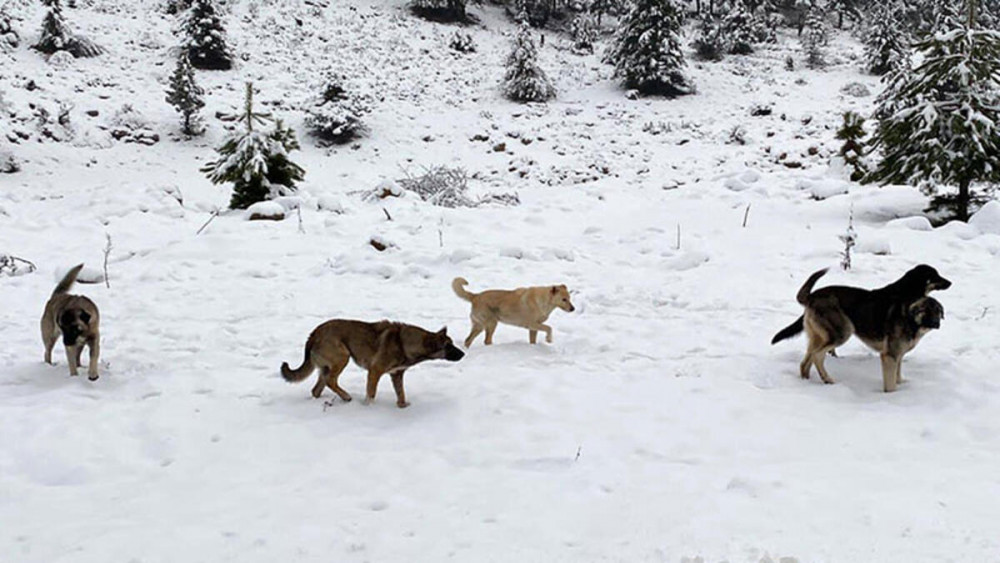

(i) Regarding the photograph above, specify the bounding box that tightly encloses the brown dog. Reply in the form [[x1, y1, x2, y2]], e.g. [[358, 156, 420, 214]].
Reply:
[[452, 277, 575, 347], [280, 320, 464, 408], [40, 264, 101, 380]]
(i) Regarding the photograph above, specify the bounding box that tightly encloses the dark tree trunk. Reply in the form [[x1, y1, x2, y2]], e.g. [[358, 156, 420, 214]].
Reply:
[[958, 177, 971, 222]]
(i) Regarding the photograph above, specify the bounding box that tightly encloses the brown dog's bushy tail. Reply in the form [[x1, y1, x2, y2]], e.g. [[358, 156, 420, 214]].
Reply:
[[52, 264, 85, 297], [797, 268, 829, 305], [771, 315, 804, 344], [452, 277, 476, 302], [281, 341, 315, 382]]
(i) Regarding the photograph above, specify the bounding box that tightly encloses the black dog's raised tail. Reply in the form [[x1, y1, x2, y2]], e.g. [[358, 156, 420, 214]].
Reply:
[[771, 315, 804, 344], [797, 268, 829, 305]]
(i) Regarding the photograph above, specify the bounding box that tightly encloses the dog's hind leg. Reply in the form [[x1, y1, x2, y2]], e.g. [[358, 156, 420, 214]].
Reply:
[[484, 321, 498, 345], [464, 322, 484, 348], [812, 347, 837, 384], [43, 334, 58, 365], [311, 367, 330, 398], [324, 351, 352, 402], [390, 370, 409, 408]]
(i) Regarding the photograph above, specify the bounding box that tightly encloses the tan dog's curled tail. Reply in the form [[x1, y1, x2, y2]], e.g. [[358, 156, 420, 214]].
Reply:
[[452, 277, 476, 302], [797, 268, 829, 305], [53, 264, 85, 297], [281, 341, 315, 382]]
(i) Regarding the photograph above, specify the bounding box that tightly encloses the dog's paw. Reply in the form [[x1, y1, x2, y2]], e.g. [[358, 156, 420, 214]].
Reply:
[[396, 401, 410, 409], [88, 374, 99, 381], [341, 394, 353, 402], [362, 397, 375, 406], [545, 335, 553, 344]]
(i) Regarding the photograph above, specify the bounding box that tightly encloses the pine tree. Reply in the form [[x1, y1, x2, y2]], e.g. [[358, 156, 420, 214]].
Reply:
[[33, 0, 102, 57], [182, 0, 233, 71], [604, 0, 693, 97], [868, 1, 1000, 221], [165, 54, 205, 136], [723, 1, 757, 54], [202, 84, 305, 209], [692, 12, 726, 61], [836, 111, 868, 181], [801, 4, 827, 68], [570, 13, 599, 54], [411, 0, 468, 22], [304, 74, 371, 145], [502, 22, 556, 102], [863, 0, 910, 75]]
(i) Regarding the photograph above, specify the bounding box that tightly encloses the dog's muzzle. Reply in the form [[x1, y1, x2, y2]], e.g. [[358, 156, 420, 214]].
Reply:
[[444, 344, 465, 362], [933, 278, 952, 291]]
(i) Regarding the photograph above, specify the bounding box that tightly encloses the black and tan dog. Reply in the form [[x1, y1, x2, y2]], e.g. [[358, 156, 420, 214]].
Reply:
[[772, 265, 950, 392], [280, 320, 464, 408], [40, 263, 101, 380]]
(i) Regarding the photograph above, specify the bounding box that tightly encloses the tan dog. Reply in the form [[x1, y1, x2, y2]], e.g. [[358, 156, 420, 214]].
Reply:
[[452, 277, 575, 347], [280, 320, 464, 408], [40, 264, 101, 380]]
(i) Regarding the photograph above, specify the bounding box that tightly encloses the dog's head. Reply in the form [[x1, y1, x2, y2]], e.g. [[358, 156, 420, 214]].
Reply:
[[902, 264, 952, 295], [550, 285, 575, 312], [58, 308, 92, 346], [426, 327, 465, 362], [909, 297, 945, 330]]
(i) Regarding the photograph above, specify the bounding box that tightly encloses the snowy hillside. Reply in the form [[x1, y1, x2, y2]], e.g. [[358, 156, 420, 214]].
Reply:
[[2, 0, 1000, 561]]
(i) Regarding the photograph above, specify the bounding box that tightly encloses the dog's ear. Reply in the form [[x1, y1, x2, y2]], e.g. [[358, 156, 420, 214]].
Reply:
[[551, 286, 558, 295], [80, 311, 91, 325], [559, 284, 568, 291], [437, 327, 447, 337]]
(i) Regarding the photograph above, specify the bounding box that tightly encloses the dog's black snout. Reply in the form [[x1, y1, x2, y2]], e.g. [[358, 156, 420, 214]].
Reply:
[[568, 305, 576, 312], [936, 277, 952, 290], [445, 344, 465, 362]]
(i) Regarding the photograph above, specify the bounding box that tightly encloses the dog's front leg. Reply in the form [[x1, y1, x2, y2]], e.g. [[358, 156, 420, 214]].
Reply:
[[364, 369, 384, 405], [86, 338, 100, 381], [390, 370, 409, 408], [529, 330, 538, 344], [880, 354, 899, 392], [66, 345, 80, 376]]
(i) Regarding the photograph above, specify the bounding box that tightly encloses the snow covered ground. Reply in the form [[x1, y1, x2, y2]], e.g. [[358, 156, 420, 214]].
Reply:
[[2, 1, 1000, 561]]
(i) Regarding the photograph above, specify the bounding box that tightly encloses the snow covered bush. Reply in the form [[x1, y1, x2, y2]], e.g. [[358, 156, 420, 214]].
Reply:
[[0, 150, 19, 174], [502, 22, 555, 103], [836, 111, 867, 182], [304, 74, 371, 145], [723, 1, 757, 55], [449, 30, 476, 53], [164, 54, 205, 136], [0, 254, 36, 277], [33, 0, 103, 58], [1, 13, 19, 49], [863, 0, 909, 75], [605, 0, 693, 97], [411, 0, 470, 23], [164, 0, 192, 15], [570, 13, 599, 54], [868, 8, 1000, 221], [692, 13, 725, 61], [396, 166, 520, 208], [202, 84, 305, 209], [181, 0, 233, 70], [801, 5, 827, 69]]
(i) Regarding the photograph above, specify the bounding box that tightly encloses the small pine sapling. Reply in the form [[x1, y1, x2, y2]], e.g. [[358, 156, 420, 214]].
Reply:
[[570, 13, 599, 54], [304, 74, 371, 145], [839, 205, 856, 270], [863, 0, 910, 75], [182, 0, 233, 70], [692, 12, 726, 61], [723, 2, 757, 54], [604, 0, 693, 97], [836, 111, 868, 181], [201, 83, 305, 209], [33, 0, 103, 58], [165, 54, 205, 136], [449, 30, 476, 53], [502, 22, 555, 102], [802, 5, 828, 69]]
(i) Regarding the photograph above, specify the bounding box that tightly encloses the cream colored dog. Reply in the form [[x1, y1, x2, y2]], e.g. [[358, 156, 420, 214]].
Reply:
[[452, 277, 575, 347]]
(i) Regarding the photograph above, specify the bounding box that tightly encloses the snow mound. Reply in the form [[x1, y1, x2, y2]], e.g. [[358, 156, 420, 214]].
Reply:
[[244, 201, 286, 221], [797, 178, 848, 200], [887, 216, 933, 231], [937, 220, 979, 240], [969, 201, 1000, 235], [856, 237, 891, 255]]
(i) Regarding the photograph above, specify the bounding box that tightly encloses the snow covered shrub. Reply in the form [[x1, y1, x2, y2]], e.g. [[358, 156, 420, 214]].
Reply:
[[570, 13, 599, 54], [202, 84, 305, 210], [784, 54, 795, 70], [398, 166, 477, 208], [304, 74, 371, 145], [33, 0, 103, 58], [727, 124, 747, 145], [868, 9, 1000, 222], [502, 22, 555, 103], [605, 0, 693, 97], [839, 205, 856, 270], [449, 30, 476, 53], [692, 12, 725, 61], [836, 111, 867, 182], [801, 5, 827, 69], [0, 150, 19, 174], [0, 254, 36, 277], [164, 0, 192, 15], [1, 13, 19, 49], [863, 0, 909, 75], [165, 54, 205, 136], [723, 2, 757, 54], [182, 0, 232, 70], [410, 0, 470, 23]]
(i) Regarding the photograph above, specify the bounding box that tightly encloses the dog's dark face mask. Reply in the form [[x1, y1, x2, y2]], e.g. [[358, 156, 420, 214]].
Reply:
[[907, 264, 952, 294], [59, 309, 91, 346], [427, 328, 465, 362], [910, 298, 945, 330]]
